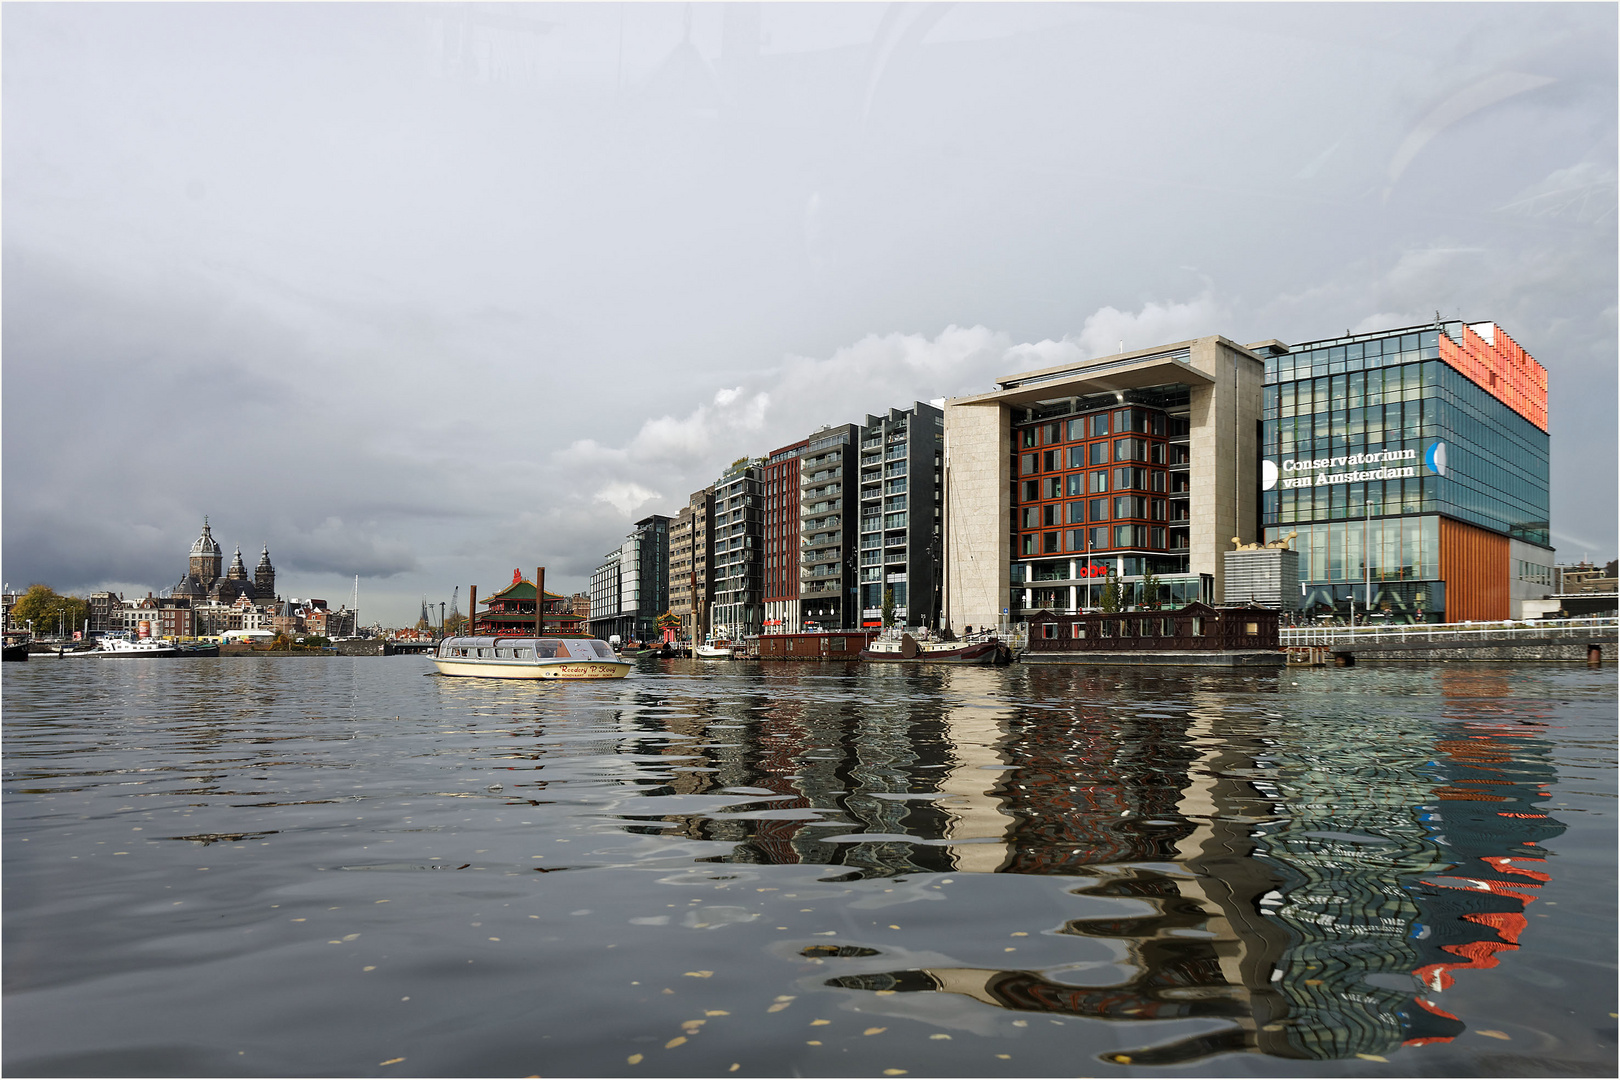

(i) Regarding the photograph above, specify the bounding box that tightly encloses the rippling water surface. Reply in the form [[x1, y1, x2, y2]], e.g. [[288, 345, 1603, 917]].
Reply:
[[4, 657, 1615, 1077]]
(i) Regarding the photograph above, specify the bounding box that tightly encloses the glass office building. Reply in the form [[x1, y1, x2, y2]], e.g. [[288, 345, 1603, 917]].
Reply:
[[1261, 321, 1552, 622]]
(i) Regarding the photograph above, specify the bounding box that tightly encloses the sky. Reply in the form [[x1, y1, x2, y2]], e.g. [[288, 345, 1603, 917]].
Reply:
[[4, 1, 1615, 627]]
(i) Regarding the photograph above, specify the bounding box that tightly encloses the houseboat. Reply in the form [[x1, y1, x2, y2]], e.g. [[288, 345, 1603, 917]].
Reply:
[[432, 636, 631, 680], [860, 631, 1009, 665]]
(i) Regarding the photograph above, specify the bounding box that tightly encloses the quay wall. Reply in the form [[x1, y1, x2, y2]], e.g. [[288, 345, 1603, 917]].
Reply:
[[1341, 641, 1617, 663]]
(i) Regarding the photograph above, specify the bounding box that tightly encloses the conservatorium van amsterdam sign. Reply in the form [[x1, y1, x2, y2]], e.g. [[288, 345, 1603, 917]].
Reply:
[[1261, 446, 1437, 491]]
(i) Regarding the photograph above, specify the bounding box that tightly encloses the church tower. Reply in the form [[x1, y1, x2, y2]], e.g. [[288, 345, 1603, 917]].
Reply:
[[255, 546, 276, 599], [189, 518, 223, 591], [225, 547, 249, 582]]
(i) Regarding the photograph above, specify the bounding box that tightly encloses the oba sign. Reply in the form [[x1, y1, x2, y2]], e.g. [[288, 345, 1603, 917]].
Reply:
[[1262, 442, 1446, 491]]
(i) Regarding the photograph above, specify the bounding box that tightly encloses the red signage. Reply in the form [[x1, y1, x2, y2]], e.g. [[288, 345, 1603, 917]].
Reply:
[[1078, 564, 1110, 578], [862, 620, 881, 627]]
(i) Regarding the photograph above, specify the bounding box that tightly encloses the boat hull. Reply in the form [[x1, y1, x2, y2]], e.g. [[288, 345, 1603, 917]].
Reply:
[[432, 658, 630, 680]]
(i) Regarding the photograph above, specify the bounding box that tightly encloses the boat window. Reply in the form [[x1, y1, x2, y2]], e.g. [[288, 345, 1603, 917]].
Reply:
[[535, 641, 562, 658], [515, 649, 532, 660], [591, 641, 615, 659], [829, 637, 846, 651]]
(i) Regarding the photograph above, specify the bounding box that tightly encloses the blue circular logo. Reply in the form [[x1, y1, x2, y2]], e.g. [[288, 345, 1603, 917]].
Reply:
[[1424, 441, 1448, 476]]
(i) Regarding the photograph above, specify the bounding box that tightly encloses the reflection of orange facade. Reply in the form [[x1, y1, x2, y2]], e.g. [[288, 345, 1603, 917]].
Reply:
[[1407, 725, 1557, 1040]]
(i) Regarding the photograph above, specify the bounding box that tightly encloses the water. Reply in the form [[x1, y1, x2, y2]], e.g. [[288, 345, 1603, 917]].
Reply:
[[4, 657, 1615, 1077]]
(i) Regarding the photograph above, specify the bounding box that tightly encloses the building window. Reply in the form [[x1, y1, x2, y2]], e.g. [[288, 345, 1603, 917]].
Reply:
[[1068, 445, 1086, 469], [1091, 414, 1109, 437], [1089, 442, 1109, 466], [1114, 524, 1138, 547], [1090, 527, 1109, 550], [1066, 529, 1085, 551], [1091, 471, 1108, 494], [1066, 473, 1085, 496], [1022, 480, 1039, 501], [1021, 453, 1037, 475], [1114, 438, 1147, 462]]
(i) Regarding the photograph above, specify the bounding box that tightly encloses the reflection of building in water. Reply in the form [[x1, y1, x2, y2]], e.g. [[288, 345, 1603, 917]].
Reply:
[[812, 668, 1564, 1065]]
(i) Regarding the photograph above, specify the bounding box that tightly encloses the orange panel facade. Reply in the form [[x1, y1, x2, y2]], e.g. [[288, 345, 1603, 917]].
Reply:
[[1438, 323, 1548, 433], [1439, 518, 1509, 622]]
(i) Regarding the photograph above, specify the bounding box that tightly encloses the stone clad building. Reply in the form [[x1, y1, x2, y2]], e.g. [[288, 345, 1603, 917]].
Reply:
[[944, 337, 1264, 632]]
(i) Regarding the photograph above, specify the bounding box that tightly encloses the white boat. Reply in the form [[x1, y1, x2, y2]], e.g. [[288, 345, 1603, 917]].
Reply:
[[692, 640, 736, 659], [432, 636, 631, 680], [91, 635, 180, 658]]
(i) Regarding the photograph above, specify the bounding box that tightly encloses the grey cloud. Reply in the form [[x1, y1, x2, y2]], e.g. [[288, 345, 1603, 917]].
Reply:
[[4, 3, 1613, 623]]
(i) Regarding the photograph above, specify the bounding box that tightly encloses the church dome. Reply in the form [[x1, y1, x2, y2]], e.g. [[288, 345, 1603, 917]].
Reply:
[[190, 518, 222, 557]]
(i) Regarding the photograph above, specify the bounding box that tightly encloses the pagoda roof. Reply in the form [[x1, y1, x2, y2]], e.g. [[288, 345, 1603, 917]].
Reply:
[[482, 576, 567, 604]]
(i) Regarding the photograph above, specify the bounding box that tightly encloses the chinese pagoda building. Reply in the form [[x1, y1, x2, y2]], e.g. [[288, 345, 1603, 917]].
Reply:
[[472, 571, 587, 637]]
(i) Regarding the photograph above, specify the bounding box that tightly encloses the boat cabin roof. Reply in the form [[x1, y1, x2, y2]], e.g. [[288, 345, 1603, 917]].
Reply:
[[441, 636, 603, 648]]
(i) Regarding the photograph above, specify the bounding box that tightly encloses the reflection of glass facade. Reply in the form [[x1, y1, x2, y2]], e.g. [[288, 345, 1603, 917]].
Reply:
[[613, 666, 1566, 1066], [1262, 322, 1551, 621]]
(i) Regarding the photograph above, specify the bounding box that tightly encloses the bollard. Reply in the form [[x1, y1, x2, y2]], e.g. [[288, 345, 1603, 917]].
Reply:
[[1589, 643, 1603, 666]]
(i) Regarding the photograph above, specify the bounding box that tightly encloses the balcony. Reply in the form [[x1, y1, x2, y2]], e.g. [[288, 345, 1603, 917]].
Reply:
[[802, 548, 841, 568]]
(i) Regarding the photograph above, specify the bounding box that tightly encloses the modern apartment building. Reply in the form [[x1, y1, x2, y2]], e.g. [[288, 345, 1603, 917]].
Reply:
[[763, 441, 807, 633], [588, 548, 622, 640], [858, 403, 945, 628], [799, 424, 860, 629], [711, 459, 765, 638], [943, 339, 1262, 631], [669, 485, 715, 643], [1261, 320, 1553, 622]]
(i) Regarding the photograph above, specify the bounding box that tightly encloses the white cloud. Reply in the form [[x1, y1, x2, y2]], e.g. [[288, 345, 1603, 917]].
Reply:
[[593, 481, 663, 517]]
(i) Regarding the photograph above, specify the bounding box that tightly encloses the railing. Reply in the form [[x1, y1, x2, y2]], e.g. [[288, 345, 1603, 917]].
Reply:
[[1279, 615, 1619, 647]]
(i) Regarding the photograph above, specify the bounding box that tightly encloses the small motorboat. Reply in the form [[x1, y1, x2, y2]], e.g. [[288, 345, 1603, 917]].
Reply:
[[860, 632, 1006, 665], [692, 640, 736, 659], [432, 636, 631, 680]]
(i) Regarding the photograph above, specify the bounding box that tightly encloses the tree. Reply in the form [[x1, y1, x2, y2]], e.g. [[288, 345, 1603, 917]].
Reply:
[[11, 585, 88, 638], [1099, 571, 1121, 614], [882, 587, 896, 628], [1139, 568, 1160, 611], [443, 612, 469, 636]]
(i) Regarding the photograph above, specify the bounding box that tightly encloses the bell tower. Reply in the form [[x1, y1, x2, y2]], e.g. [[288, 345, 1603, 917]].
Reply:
[[255, 546, 276, 599]]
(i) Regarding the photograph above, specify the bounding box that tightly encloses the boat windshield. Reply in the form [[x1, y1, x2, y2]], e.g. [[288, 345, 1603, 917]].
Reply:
[[590, 640, 615, 659]]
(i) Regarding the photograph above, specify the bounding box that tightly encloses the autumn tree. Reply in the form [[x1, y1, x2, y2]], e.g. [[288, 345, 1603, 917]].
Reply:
[[10, 585, 89, 638], [882, 587, 896, 628]]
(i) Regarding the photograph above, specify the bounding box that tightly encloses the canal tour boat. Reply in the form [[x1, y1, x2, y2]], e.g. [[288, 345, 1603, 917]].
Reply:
[[860, 632, 1008, 665], [432, 636, 631, 680]]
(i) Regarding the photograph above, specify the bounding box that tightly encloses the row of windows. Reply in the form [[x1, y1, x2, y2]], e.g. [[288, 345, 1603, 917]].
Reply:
[[1020, 437, 1184, 473], [1019, 525, 1185, 555], [1018, 407, 1178, 448], [1263, 517, 1441, 583], [1019, 497, 1182, 528], [1265, 330, 1441, 383], [1020, 468, 1181, 501]]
